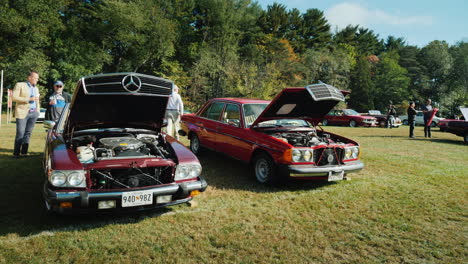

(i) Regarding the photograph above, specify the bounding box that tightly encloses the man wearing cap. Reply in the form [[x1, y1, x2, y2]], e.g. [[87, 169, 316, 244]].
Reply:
[[45, 80, 72, 122], [165, 84, 184, 140], [12, 71, 41, 158]]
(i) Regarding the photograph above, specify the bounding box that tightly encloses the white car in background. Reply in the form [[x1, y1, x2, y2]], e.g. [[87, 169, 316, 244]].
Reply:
[[399, 111, 443, 127], [36, 109, 46, 122]]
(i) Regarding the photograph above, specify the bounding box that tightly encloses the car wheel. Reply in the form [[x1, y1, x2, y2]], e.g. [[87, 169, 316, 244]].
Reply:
[[464, 134, 468, 144], [322, 119, 328, 126], [349, 120, 357, 127], [379, 120, 386, 127], [403, 120, 408, 125], [253, 153, 279, 184], [190, 134, 201, 155], [431, 121, 437, 127]]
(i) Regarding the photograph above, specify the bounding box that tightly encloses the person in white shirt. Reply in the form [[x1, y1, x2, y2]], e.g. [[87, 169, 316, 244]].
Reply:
[[165, 85, 184, 140]]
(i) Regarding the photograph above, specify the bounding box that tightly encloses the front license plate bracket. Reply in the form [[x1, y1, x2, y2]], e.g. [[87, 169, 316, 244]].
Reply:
[[328, 171, 344, 181]]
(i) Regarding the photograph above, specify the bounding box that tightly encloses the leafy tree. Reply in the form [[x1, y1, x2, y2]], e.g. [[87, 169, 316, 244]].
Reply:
[[347, 56, 374, 111], [373, 52, 410, 110]]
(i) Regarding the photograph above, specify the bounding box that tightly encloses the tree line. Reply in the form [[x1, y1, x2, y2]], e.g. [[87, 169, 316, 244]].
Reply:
[[1, 0, 467, 116]]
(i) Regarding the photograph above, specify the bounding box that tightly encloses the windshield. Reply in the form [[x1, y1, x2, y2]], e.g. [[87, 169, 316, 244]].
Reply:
[[368, 110, 381, 115], [256, 119, 310, 128], [343, 109, 360, 116], [243, 103, 268, 127]]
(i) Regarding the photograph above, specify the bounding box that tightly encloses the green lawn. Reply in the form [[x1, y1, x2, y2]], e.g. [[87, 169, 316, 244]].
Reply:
[[0, 120, 466, 263]]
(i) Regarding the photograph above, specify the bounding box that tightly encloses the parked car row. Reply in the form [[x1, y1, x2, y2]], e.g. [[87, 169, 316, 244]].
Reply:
[[399, 111, 443, 127]]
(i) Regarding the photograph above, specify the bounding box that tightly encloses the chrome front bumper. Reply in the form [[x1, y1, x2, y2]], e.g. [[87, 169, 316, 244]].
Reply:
[[43, 177, 207, 213], [286, 161, 364, 177]]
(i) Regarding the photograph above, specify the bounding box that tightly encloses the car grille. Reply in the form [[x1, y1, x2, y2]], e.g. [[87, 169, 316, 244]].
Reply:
[[82, 73, 173, 97], [315, 147, 344, 166], [89, 166, 174, 190], [306, 83, 345, 102]]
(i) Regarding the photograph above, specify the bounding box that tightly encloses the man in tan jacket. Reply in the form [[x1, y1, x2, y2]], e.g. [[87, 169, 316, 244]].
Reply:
[[12, 71, 41, 157]]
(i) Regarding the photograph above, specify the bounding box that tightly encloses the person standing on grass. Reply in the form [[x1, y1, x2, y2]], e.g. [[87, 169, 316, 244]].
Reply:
[[12, 71, 40, 158], [386, 102, 397, 128], [165, 84, 184, 140], [407, 101, 417, 138], [422, 99, 433, 138], [45, 80, 72, 122]]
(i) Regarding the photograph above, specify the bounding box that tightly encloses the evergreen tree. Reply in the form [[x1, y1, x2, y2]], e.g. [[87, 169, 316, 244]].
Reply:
[[348, 56, 374, 111]]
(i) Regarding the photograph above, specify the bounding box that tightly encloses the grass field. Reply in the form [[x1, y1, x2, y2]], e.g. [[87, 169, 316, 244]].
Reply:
[[0, 120, 466, 263]]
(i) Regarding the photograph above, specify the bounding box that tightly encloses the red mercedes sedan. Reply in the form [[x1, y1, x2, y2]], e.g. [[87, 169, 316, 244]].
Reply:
[[181, 83, 364, 184], [322, 109, 377, 127]]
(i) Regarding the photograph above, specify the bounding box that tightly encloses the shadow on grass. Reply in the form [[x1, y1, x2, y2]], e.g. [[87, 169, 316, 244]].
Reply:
[[197, 150, 334, 193], [0, 147, 334, 238], [0, 151, 189, 238]]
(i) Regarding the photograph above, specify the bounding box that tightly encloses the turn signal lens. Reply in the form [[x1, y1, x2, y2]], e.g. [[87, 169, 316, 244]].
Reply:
[[59, 202, 72, 208], [282, 149, 292, 162], [190, 190, 201, 196]]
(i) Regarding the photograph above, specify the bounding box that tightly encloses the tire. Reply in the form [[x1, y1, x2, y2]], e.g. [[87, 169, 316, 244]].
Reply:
[[431, 121, 437, 127], [189, 134, 201, 155], [252, 153, 279, 184], [379, 120, 386, 127], [322, 119, 328, 126], [464, 134, 468, 144], [349, 120, 357, 127], [403, 120, 408, 125]]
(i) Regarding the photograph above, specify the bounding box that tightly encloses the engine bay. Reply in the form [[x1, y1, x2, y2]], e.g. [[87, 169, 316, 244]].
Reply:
[[71, 132, 172, 163], [268, 128, 345, 147]]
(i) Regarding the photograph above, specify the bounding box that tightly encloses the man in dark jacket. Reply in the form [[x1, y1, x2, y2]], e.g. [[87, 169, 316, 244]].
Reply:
[[45, 80, 72, 122], [407, 101, 417, 138]]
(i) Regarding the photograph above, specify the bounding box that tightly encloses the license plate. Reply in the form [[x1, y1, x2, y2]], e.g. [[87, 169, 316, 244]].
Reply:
[[122, 190, 153, 207], [328, 171, 344, 181]]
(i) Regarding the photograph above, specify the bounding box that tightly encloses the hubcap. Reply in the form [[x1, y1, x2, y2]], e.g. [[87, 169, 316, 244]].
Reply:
[[350, 121, 356, 127], [191, 137, 199, 153], [255, 159, 269, 183]]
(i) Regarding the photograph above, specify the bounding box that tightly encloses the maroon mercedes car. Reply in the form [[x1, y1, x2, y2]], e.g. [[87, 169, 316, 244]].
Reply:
[[181, 83, 364, 184], [322, 109, 377, 127], [43, 73, 207, 213]]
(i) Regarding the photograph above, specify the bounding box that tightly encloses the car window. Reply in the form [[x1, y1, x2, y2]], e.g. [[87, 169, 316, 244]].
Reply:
[[343, 109, 359, 115], [243, 103, 268, 127], [200, 102, 225, 121], [327, 110, 335, 116], [221, 104, 241, 127]]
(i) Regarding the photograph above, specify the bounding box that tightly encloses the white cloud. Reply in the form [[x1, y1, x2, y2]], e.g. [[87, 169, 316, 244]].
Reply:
[[325, 2, 433, 29]]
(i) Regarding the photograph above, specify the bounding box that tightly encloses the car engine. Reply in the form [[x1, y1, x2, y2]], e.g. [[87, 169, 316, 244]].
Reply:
[[70, 132, 175, 189], [72, 133, 170, 163], [270, 131, 336, 147]]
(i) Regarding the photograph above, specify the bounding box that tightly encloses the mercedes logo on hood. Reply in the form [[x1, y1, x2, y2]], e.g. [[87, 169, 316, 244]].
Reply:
[[122, 74, 142, 92]]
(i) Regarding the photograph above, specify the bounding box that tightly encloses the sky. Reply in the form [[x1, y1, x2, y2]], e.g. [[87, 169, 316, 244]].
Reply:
[[256, 0, 468, 47]]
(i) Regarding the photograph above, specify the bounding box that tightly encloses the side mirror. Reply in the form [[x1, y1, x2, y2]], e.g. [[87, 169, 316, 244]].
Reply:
[[43, 120, 56, 130]]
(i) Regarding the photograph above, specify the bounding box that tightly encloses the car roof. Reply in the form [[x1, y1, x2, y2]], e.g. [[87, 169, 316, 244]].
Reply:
[[212, 98, 270, 104]]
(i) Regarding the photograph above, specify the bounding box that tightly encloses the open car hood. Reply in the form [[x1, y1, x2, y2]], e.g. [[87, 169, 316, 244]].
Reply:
[[65, 73, 174, 132], [251, 83, 347, 127]]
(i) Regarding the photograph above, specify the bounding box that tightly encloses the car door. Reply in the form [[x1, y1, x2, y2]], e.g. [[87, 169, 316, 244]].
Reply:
[[196, 101, 225, 150], [215, 103, 251, 161], [334, 110, 347, 125]]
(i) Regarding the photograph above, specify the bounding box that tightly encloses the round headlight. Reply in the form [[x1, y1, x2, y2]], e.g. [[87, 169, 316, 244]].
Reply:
[[51, 172, 67, 186], [303, 150, 313, 161], [189, 164, 202, 178], [68, 172, 84, 186], [292, 149, 302, 162], [352, 147, 359, 158], [345, 148, 352, 159], [176, 166, 189, 179]]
